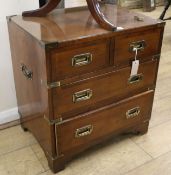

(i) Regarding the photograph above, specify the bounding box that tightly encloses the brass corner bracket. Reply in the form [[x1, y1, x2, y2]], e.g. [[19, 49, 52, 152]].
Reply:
[[44, 115, 63, 125], [47, 81, 61, 89]]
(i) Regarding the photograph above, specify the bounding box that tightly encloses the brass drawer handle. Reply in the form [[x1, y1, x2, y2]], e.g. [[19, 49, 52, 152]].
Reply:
[[129, 40, 146, 52], [75, 125, 93, 138], [73, 89, 92, 103], [20, 64, 33, 80], [126, 107, 140, 119], [128, 74, 143, 84], [72, 53, 92, 67]]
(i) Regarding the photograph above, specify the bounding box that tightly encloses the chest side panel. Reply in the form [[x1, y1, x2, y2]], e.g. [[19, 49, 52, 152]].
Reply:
[[8, 19, 56, 157]]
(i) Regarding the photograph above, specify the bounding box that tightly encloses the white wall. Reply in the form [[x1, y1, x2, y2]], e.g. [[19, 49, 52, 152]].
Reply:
[[0, 0, 86, 125], [65, 0, 86, 8], [0, 0, 39, 124]]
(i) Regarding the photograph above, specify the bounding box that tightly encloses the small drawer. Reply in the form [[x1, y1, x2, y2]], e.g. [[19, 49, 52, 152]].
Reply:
[[52, 59, 158, 118], [114, 28, 162, 66], [56, 91, 154, 154], [50, 40, 110, 81]]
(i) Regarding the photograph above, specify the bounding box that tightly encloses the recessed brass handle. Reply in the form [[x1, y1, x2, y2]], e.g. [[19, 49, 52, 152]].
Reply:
[[72, 53, 92, 67], [20, 64, 33, 80], [73, 89, 92, 103], [126, 107, 140, 119], [129, 40, 146, 52], [128, 74, 143, 84], [75, 125, 93, 138]]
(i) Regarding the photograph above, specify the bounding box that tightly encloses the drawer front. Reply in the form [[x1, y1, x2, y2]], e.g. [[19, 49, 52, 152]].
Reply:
[[52, 60, 158, 118], [56, 91, 154, 154], [114, 28, 161, 66], [51, 40, 110, 81]]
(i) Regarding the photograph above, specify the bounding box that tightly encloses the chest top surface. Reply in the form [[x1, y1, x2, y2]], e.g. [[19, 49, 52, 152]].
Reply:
[[9, 4, 163, 45]]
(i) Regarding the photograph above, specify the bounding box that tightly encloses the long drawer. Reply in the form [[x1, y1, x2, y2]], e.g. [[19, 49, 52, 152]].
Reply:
[[56, 91, 154, 154], [52, 60, 158, 118]]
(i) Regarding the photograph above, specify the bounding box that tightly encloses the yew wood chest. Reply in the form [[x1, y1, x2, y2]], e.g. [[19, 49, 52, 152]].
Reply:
[[7, 5, 165, 173]]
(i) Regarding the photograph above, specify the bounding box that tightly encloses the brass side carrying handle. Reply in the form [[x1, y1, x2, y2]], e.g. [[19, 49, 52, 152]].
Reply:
[[126, 107, 140, 119], [73, 89, 92, 103], [128, 74, 143, 84], [129, 40, 146, 52], [20, 64, 33, 80], [75, 125, 93, 138], [72, 53, 92, 67]]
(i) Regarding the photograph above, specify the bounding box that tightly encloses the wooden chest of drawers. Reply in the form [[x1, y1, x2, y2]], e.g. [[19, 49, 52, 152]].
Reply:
[[7, 5, 165, 173]]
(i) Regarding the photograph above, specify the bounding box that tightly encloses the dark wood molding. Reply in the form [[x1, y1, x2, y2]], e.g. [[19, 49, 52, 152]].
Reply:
[[22, 0, 61, 17], [159, 0, 171, 20], [86, 0, 116, 31], [22, 0, 116, 31]]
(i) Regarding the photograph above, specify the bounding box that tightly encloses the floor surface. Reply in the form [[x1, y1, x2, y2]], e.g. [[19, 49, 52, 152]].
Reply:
[[0, 6, 171, 175]]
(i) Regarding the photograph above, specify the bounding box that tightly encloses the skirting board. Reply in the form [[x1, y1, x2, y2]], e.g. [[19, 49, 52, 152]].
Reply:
[[0, 107, 19, 125]]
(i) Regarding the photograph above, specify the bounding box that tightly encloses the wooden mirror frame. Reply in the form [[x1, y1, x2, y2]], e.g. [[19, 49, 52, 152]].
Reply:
[[22, 0, 116, 31]]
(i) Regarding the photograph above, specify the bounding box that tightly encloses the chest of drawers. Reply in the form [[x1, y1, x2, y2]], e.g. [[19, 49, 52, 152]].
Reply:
[[7, 5, 165, 173]]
